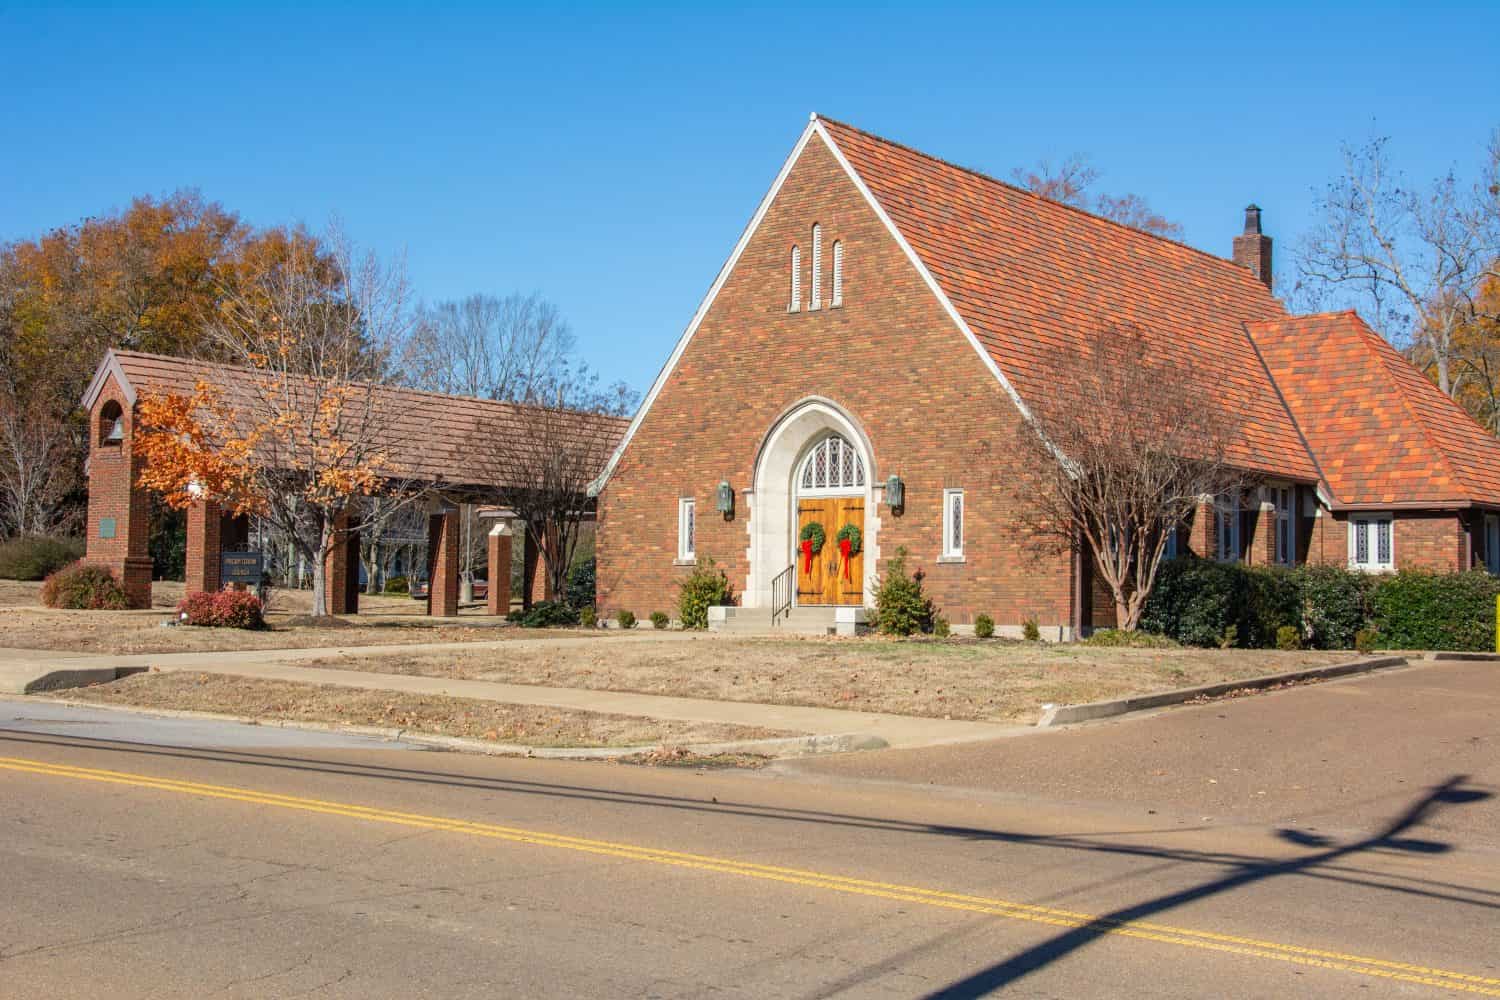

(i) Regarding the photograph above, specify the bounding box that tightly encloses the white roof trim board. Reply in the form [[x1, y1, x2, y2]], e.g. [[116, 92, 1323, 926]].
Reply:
[[80, 350, 138, 410], [588, 113, 1035, 495]]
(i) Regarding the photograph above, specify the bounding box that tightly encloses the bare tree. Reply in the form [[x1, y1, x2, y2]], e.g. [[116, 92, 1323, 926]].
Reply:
[[471, 384, 623, 604], [1017, 323, 1250, 631], [405, 293, 575, 399], [1296, 131, 1500, 396], [136, 225, 426, 616], [0, 389, 75, 536], [1012, 154, 1184, 238]]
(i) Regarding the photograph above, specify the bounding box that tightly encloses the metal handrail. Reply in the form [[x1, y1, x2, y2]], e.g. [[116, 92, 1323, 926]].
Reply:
[[771, 563, 795, 626]]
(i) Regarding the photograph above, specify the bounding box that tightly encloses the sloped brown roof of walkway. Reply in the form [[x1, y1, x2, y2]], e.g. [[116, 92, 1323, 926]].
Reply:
[[818, 117, 1319, 482], [1248, 312, 1500, 508], [84, 350, 629, 491]]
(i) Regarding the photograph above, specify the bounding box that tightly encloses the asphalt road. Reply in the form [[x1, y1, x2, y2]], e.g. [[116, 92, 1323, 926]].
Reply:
[[2, 662, 1498, 998]]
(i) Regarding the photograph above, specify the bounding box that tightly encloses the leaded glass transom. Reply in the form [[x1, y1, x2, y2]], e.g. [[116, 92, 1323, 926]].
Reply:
[[797, 434, 865, 495]]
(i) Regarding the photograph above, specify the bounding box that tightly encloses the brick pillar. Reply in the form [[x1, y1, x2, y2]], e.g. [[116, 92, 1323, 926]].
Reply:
[[486, 522, 513, 616], [83, 392, 152, 608], [428, 509, 460, 618], [185, 500, 223, 594], [522, 526, 554, 609], [323, 511, 353, 615], [1191, 499, 1215, 558]]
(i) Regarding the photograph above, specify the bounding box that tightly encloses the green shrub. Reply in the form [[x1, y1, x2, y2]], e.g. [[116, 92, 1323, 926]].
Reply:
[[384, 575, 409, 594], [1298, 566, 1370, 650], [677, 557, 733, 630], [1355, 628, 1378, 653], [973, 614, 995, 639], [1368, 570, 1500, 651], [39, 562, 130, 610], [0, 535, 84, 581], [505, 600, 580, 628], [1022, 616, 1040, 642], [650, 610, 670, 630], [566, 558, 596, 610], [932, 616, 951, 638], [871, 548, 935, 636], [579, 606, 597, 628], [178, 590, 265, 629], [616, 609, 637, 629], [1275, 624, 1302, 650], [1083, 628, 1179, 648], [1141, 557, 1250, 647]]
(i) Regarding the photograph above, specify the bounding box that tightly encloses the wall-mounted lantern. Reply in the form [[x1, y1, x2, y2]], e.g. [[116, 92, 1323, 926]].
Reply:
[[885, 474, 905, 512], [716, 480, 735, 516]]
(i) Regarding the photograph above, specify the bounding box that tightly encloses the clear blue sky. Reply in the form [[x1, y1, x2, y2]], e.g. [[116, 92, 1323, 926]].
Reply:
[[2, 3, 1496, 395]]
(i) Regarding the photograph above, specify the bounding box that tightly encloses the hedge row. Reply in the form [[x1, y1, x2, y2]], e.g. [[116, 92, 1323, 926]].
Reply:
[[1140, 557, 1500, 651], [178, 590, 266, 629], [0, 535, 84, 580]]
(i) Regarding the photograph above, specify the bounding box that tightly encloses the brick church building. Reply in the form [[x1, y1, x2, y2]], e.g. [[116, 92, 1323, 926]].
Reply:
[[592, 114, 1500, 637]]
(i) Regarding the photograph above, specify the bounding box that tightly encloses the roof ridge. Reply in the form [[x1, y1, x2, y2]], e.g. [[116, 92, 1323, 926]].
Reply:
[[1352, 318, 1470, 493], [815, 114, 1275, 286], [1240, 321, 1333, 496], [111, 349, 627, 425]]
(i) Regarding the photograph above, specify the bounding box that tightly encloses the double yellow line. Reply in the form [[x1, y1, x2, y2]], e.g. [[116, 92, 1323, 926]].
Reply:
[[3, 753, 1496, 996]]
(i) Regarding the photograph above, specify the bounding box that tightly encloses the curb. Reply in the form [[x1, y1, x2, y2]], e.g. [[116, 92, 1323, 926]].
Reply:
[[1034, 655, 1410, 727], [16, 695, 888, 760]]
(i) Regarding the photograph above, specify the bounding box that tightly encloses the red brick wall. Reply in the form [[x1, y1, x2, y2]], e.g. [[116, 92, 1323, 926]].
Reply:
[[427, 510, 460, 617], [83, 373, 152, 608], [1305, 510, 1466, 572], [596, 136, 1072, 628]]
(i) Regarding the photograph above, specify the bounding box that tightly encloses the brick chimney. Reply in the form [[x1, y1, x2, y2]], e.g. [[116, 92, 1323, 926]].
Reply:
[[1232, 204, 1273, 290]]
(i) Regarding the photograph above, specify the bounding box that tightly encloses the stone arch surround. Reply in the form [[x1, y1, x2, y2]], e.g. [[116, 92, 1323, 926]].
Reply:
[[745, 398, 880, 608]]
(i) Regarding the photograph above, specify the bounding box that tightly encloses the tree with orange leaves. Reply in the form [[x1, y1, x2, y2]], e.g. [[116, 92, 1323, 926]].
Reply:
[[135, 226, 421, 616]]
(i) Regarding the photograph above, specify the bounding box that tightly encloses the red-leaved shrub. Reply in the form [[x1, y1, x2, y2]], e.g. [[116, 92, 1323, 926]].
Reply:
[[40, 562, 130, 610], [177, 590, 265, 629]]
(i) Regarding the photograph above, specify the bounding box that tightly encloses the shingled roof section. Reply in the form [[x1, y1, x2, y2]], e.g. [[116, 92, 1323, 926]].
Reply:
[[1248, 312, 1500, 508], [90, 350, 629, 491], [817, 117, 1319, 481]]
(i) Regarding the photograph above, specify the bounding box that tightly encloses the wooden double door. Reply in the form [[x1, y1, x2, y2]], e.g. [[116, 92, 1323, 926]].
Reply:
[[796, 497, 864, 606]]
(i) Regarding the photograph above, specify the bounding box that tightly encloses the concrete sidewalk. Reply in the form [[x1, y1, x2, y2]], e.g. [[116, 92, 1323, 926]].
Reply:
[[0, 642, 1016, 751]]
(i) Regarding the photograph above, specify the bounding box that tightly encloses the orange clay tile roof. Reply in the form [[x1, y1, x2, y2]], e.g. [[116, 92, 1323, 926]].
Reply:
[[818, 117, 1320, 481], [1248, 312, 1500, 507], [95, 350, 629, 491]]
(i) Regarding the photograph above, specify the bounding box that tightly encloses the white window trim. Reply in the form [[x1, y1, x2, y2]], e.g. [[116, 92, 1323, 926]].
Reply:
[[810, 224, 823, 310], [677, 497, 696, 563], [1348, 512, 1394, 573], [1271, 484, 1295, 566], [1214, 492, 1240, 563], [941, 488, 965, 561], [831, 240, 843, 307], [788, 245, 801, 312]]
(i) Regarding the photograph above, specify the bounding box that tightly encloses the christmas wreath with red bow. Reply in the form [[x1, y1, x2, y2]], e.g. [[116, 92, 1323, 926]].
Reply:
[[835, 523, 862, 582], [798, 522, 826, 573]]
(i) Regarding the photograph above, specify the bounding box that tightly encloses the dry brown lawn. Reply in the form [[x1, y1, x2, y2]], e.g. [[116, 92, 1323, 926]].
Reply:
[[0, 579, 606, 654], [308, 636, 1365, 723], [61, 671, 790, 748]]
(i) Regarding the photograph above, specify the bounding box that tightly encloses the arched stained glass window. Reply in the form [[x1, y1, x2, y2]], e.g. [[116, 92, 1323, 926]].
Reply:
[[798, 434, 866, 494]]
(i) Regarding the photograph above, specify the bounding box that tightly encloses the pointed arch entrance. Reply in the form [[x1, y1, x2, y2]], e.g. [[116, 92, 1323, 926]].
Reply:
[[746, 399, 879, 609]]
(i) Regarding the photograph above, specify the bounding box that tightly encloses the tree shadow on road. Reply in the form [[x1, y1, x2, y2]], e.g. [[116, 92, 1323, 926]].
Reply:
[[921, 776, 1491, 998], [4, 730, 1496, 923]]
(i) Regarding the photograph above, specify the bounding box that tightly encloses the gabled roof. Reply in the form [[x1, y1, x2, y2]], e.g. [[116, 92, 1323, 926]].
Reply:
[[591, 114, 1323, 492], [86, 350, 628, 491], [1248, 312, 1500, 508], [815, 117, 1318, 481]]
